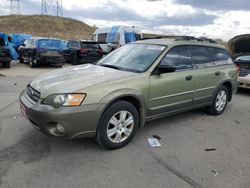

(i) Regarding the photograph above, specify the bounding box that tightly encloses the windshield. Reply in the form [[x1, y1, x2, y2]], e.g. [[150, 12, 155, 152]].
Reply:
[[38, 39, 66, 50], [97, 43, 165, 72], [236, 55, 250, 62]]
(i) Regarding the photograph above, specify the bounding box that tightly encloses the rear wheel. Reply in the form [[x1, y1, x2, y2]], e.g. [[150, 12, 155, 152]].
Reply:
[[19, 56, 24, 64], [71, 54, 78, 65], [96, 101, 139, 150], [207, 86, 228, 115]]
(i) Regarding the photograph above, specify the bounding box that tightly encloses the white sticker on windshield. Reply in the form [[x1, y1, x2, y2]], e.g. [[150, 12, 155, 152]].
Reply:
[[146, 46, 165, 50]]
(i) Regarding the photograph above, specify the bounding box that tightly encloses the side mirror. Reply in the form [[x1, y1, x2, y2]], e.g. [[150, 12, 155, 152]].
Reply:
[[154, 64, 176, 75]]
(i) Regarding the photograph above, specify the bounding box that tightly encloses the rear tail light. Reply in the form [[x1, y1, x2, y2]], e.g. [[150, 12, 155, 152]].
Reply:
[[99, 48, 103, 54], [80, 48, 89, 53], [235, 64, 240, 75]]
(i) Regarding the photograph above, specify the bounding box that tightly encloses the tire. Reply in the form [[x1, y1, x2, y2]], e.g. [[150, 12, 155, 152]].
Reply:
[[96, 100, 139, 150], [3, 61, 10, 68], [207, 86, 228, 115], [71, 54, 78, 65], [19, 57, 24, 64], [28, 56, 36, 68]]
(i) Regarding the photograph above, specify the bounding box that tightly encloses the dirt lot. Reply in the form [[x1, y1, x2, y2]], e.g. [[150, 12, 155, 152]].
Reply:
[[0, 62, 250, 188]]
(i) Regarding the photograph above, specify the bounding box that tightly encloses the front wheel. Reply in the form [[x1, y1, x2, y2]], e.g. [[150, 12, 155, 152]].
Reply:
[[207, 86, 228, 115], [3, 61, 10, 68], [96, 101, 139, 150], [28, 56, 36, 68]]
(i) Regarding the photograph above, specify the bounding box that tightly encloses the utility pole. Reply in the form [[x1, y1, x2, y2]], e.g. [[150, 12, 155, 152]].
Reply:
[[8, 0, 21, 15], [41, 0, 63, 17]]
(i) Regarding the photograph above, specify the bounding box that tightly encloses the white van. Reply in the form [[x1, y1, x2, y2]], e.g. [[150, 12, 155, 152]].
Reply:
[[92, 25, 143, 54]]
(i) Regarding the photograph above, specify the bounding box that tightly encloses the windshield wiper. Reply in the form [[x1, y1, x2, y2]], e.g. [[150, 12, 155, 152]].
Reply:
[[100, 64, 121, 70]]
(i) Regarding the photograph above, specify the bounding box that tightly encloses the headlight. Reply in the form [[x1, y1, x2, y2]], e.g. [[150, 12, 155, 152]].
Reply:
[[43, 93, 86, 108]]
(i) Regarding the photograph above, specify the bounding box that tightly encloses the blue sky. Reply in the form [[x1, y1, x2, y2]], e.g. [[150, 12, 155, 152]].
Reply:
[[0, 0, 249, 40]]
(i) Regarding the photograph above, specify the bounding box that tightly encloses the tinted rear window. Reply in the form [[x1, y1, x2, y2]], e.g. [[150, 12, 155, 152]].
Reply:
[[208, 47, 231, 61], [81, 42, 99, 49]]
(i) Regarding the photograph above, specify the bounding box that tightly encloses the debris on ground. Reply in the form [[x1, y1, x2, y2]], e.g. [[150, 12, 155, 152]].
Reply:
[[211, 169, 220, 176], [205, 148, 216, 151], [152, 135, 161, 140], [235, 120, 240, 124], [147, 137, 161, 147]]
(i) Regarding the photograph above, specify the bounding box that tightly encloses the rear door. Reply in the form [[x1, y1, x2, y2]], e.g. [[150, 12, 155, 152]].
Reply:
[[148, 46, 194, 116], [191, 46, 220, 105]]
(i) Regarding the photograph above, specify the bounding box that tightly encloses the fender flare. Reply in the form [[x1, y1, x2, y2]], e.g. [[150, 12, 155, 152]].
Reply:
[[98, 88, 147, 127]]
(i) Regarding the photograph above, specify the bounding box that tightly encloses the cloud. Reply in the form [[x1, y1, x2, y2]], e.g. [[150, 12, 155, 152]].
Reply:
[[0, 0, 249, 41], [174, 0, 250, 11]]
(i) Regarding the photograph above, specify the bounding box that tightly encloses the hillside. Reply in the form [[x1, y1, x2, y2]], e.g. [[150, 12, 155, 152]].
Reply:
[[0, 15, 96, 40]]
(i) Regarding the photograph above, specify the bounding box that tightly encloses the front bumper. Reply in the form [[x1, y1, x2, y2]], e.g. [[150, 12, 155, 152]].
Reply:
[[238, 75, 250, 89], [19, 90, 106, 139]]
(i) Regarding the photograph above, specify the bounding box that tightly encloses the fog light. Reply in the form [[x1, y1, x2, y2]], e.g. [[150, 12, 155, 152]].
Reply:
[[56, 123, 65, 133]]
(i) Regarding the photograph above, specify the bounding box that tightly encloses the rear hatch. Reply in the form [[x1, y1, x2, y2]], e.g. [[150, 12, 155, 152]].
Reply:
[[229, 34, 250, 77], [80, 42, 103, 58]]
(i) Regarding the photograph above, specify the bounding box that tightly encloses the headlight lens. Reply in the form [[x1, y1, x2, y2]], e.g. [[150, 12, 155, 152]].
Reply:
[[43, 93, 86, 107]]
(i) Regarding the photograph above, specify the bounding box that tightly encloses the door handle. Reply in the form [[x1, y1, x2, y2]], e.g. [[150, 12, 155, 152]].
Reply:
[[185, 75, 193, 81], [215, 71, 220, 76]]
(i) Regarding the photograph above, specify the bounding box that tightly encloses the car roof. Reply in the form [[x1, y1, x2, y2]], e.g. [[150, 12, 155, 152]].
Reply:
[[28, 37, 62, 41], [135, 38, 225, 49]]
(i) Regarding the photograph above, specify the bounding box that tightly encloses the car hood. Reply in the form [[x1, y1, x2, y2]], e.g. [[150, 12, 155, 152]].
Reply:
[[30, 64, 137, 98]]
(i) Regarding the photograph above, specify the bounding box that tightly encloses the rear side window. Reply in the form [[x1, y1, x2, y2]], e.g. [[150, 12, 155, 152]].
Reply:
[[81, 43, 100, 49], [160, 46, 192, 71], [191, 46, 214, 68], [97, 33, 107, 43], [68, 41, 80, 48], [207, 47, 233, 65]]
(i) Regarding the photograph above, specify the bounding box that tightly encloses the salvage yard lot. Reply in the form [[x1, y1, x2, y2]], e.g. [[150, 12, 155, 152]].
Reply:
[[0, 62, 250, 188]]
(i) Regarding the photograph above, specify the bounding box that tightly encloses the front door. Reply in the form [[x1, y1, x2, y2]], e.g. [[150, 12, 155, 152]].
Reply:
[[148, 46, 194, 117]]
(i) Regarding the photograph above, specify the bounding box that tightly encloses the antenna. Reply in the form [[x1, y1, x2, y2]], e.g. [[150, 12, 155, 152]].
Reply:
[[41, 0, 63, 17], [8, 0, 21, 15]]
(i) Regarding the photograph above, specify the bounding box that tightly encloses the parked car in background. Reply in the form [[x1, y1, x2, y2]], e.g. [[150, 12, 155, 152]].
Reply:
[[229, 34, 250, 89], [64, 40, 103, 65], [0, 32, 12, 68], [234, 55, 250, 89], [92, 25, 143, 54], [0, 37, 11, 68], [19, 37, 238, 150], [19, 37, 66, 68]]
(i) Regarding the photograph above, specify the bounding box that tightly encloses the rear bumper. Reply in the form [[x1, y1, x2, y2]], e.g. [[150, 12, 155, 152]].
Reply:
[[238, 75, 250, 89], [78, 57, 102, 64], [19, 90, 107, 139], [38, 55, 65, 65]]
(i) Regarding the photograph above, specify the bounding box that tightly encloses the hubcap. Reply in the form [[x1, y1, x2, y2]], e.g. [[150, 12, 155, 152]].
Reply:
[[215, 90, 227, 112], [107, 110, 134, 143]]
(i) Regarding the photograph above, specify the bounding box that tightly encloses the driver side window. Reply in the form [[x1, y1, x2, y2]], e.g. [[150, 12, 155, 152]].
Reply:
[[160, 46, 192, 71]]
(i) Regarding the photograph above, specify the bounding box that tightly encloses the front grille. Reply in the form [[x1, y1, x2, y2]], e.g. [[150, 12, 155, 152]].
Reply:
[[26, 85, 41, 102]]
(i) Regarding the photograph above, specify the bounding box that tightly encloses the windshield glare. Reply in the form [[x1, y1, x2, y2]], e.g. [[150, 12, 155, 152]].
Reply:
[[97, 44, 165, 72], [38, 39, 66, 50]]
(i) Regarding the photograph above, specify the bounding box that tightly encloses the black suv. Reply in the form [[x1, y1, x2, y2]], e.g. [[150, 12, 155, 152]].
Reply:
[[64, 40, 103, 65], [19, 37, 66, 68]]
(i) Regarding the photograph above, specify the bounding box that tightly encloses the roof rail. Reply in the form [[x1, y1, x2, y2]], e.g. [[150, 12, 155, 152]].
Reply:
[[175, 36, 217, 43]]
